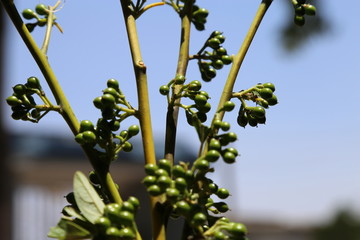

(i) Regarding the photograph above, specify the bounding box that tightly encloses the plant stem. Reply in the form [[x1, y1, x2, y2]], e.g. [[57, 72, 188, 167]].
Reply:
[[164, 1, 193, 163], [119, 1, 157, 240], [1, 0, 123, 207], [213, 0, 273, 122]]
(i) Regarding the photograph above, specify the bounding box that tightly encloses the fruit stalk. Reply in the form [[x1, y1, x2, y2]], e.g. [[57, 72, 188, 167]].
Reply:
[[214, 0, 273, 123]]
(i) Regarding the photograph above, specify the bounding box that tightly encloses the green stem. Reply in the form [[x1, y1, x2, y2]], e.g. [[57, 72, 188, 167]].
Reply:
[[213, 0, 273, 123], [164, 1, 193, 162], [1, 0, 123, 206], [119, 1, 156, 240]]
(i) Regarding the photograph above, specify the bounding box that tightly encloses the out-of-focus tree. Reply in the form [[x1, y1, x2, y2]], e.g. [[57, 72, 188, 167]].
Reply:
[[313, 208, 360, 240], [280, 0, 330, 51]]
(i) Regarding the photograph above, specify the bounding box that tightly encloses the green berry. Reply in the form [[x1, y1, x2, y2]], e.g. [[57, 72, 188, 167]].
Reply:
[[209, 138, 221, 150], [197, 102, 211, 113], [294, 15, 305, 26], [224, 147, 238, 157], [176, 200, 191, 215], [214, 231, 226, 240], [258, 87, 273, 99], [143, 175, 157, 187], [205, 150, 220, 162], [145, 163, 158, 175], [121, 201, 135, 213], [216, 188, 230, 199], [223, 101, 235, 112], [194, 159, 210, 171], [119, 227, 136, 239], [213, 202, 229, 213], [194, 94, 208, 106], [213, 119, 223, 128], [101, 94, 116, 107], [157, 175, 172, 189], [175, 177, 187, 191], [159, 85, 170, 95], [22, 9, 37, 20], [196, 112, 207, 123], [188, 80, 202, 91], [6, 96, 21, 107], [95, 217, 111, 230], [103, 87, 118, 97], [172, 165, 185, 178], [79, 120, 94, 132], [248, 106, 265, 118], [122, 141, 133, 152], [220, 121, 231, 131], [204, 68, 217, 80], [93, 97, 103, 109], [215, 47, 227, 56], [222, 151, 236, 164], [147, 184, 162, 196], [192, 212, 207, 226], [74, 133, 85, 144], [267, 94, 278, 106], [215, 34, 225, 44], [224, 132, 237, 142], [27, 76, 41, 89], [221, 55, 233, 65], [82, 131, 97, 143], [262, 82, 275, 92], [35, 4, 48, 15], [107, 78, 119, 89], [106, 227, 121, 237], [211, 30, 222, 37], [158, 159, 172, 173], [212, 59, 224, 70], [208, 38, 221, 49], [228, 222, 248, 236], [304, 4, 316, 16], [128, 124, 140, 137], [13, 84, 27, 95], [166, 187, 180, 200], [237, 113, 248, 128], [175, 75, 186, 84], [127, 196, 140, 211]]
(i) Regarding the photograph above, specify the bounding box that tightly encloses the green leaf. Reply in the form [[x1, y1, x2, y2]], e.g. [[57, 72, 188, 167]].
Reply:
[[73, 171, 105, 224], [48, 218, 91, 240]]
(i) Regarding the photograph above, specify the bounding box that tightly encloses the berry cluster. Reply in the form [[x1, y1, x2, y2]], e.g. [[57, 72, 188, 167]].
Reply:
[[291, 0, 316, 26], [21, 4, 59, 32], [142, 158, 248, 239], [169, 0, 209, 31], [63, 172, 140, 240], [191, 5, 209, 31], [234, 82, 278, 128], [6, 76, 59, 122], [75, 79, 139, 162], [197, 31, 233, 82]]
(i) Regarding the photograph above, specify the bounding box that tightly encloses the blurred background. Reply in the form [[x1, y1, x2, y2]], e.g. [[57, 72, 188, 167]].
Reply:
[[1, 0, 360, 239]]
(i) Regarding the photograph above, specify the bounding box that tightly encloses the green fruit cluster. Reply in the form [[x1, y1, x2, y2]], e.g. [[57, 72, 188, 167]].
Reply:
[[22, 4, 52, 32], [236, 82, 278, 128], [191, 5, 209, 31], [6, 76, 51, 122], [75, 79, 139, 161], [142, 158, 239, 238], [198, 31, 233, 82], [291, 0, 316, 26], [204, 217, 248, 240], [94, 198, 139, 240]]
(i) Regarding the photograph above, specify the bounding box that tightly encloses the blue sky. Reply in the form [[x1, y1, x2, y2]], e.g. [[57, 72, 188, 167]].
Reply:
[[3, 0, 360, 226]]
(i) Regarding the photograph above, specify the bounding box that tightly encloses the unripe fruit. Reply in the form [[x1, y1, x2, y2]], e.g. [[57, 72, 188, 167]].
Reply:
[[304, 4, 316, 16], [107, 78, 119, 89], [35, 4, 48, 15], [192, 212, 207, 226], [258, 87, 273, 99], [79, 120, 94, 132], [122, 141, 133, 152], [82, 131, 97, 143], [220, 121, 231, 131], [294, 15, 305, 26], [223, 151, 236, 164], [6, 96, 21, 106], [194, 159, 210, 171], [205, 150, 220, 162], [101, 94, 116, 107], [216, 188, 230, 199], [145, 164, 158, 175], [262, 82, 275, 92], [248, 106, 265, 118], [159, 85, 170, 95], [27, 76, 41, 89], [147, 184, 162, 196], [212, 59, 224, 70], [267, 94, 278, 106], [223, 101, 235, 112], [22, 9, 37, 20], [208, 38, 221, 49], [194, 94, 208, 106], [128, 125, 140, 137], [143, 175, 157, 187]]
